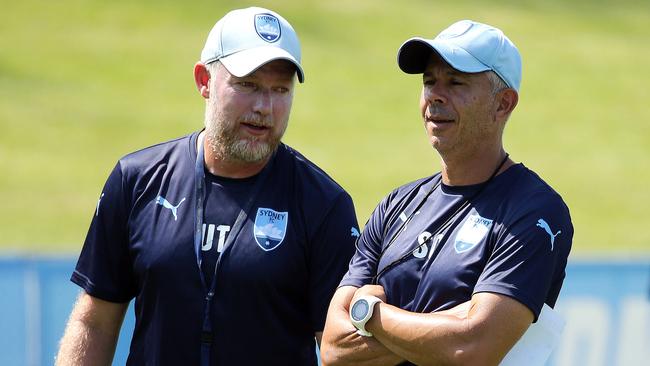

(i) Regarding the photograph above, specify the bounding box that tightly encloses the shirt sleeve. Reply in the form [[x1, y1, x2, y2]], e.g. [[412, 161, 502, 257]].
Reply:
[[307, 192, 359, 331], [474, 193, 573, 320], [71, 161, 136, 303], [338, 195, 391, 289]]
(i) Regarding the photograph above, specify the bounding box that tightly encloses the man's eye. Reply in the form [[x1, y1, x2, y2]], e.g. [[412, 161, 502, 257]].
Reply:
[[236, 82, 256, 90], [450, 79, 464, 86]]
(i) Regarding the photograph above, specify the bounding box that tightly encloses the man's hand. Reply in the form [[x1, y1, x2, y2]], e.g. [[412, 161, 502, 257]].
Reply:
[[351, 284, 387, 304], [320, 286, 404, 366]]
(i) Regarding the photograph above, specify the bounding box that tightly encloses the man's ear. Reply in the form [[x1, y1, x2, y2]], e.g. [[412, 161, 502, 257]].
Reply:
[[194, 62, 210, 99], [495, 88, 519, 122]]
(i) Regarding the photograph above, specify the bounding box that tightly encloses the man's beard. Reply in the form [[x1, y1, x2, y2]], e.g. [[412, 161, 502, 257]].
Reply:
[[204, 102, 284, 163]]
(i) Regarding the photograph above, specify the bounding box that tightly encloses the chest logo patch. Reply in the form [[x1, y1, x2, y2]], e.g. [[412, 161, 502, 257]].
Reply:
[[254, 208, 288, 251], [454, 214, 493, 253]]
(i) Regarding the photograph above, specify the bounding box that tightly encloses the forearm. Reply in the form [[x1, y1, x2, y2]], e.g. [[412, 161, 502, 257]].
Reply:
[[367, 303, 472, 366], [366, 293, 532, 366], [56, 318, 120, 365], [321, 307, 404, 366], [56, 293, 127, 366], [320, 286, 403, 366]]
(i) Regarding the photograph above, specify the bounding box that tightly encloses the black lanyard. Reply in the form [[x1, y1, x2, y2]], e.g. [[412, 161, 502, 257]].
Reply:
[[193, 134, 274, 366], [372, 154, 509, 284]]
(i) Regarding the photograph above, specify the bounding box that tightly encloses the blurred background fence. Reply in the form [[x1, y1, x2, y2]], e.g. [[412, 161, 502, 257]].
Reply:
[[1, 257, 648, 365]]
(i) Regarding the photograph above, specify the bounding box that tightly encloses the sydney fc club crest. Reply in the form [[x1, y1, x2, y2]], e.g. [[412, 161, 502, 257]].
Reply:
[[454, 214, 493, 253], [253, 208, 288, 251], [254, 13, 281, 42]]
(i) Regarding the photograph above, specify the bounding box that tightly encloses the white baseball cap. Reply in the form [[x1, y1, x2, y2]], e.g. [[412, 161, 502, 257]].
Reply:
[[200, 7, 305, 83], [397, 20, 521, 91]]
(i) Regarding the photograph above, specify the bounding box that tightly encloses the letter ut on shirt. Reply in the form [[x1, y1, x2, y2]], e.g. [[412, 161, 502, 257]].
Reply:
[[201, 224, 231, 253]]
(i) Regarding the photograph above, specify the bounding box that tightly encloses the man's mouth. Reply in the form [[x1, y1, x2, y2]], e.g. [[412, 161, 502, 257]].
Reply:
[[425, 115, 455, 124], [241, 122, 270, 132]]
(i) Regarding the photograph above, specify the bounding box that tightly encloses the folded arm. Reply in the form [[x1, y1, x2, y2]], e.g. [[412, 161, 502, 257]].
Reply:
[[366, 291, 533, 366], [320, 286, 404, 366], [322, 284, 532, 366]]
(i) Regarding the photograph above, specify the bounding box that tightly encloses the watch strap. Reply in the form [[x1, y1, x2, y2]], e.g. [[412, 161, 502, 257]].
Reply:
[[350, 295, 383, 337]]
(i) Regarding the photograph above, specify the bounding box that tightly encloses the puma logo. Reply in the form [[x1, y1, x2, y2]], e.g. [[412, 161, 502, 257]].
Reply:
[[351, 227, 360, 238], [155, 195, 186, 221], [536, 218, 561, 251]]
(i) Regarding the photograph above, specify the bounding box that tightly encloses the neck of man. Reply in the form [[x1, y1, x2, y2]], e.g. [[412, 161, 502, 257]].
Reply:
[[439, 145, 514, 186], [197, 131, 271, 179]]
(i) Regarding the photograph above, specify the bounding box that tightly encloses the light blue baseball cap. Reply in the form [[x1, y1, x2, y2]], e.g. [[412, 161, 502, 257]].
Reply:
[[200, 7, 304, 83], [397, 20, 521, 91]]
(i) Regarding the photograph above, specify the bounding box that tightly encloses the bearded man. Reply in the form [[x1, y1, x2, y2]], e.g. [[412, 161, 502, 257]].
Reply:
[[56, 7, 359, 366]]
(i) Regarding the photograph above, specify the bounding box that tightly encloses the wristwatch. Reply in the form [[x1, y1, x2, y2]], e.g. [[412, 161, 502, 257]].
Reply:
[[349, 295, 383, 337]]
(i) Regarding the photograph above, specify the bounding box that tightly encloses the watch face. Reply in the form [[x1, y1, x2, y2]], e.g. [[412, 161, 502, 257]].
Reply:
[[351, 299, 369, 321]]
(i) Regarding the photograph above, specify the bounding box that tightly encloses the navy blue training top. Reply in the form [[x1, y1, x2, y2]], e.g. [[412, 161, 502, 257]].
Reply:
[[341, 164, 572, 321], [72, 132, 360, 365]]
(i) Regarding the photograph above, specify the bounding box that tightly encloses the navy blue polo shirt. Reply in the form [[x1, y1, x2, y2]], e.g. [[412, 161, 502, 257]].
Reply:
[[341, 164, 573, 320], [72, 132, 359, 365]]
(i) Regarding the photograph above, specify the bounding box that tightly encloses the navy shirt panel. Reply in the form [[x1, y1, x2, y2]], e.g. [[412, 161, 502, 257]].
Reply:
[[307, 192, 359, 329], [341, 176, 438, 289], [200, 173, 257, 284], [72, 132, 359, 366], [474, 174, 573, 313], [72, 162, 135, 302], [341, 164, 573, 321]]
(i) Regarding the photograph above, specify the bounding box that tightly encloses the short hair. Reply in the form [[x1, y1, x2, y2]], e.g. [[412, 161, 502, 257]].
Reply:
[[205, 60, 222, 80], [486, 71, 509, 95]]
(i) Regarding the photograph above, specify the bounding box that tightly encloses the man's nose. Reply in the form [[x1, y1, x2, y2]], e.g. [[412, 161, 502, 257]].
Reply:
[[423, 83, 447, 105], [253, 89, 272, 115]]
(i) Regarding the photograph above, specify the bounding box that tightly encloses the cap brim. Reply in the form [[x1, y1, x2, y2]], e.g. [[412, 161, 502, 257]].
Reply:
[[219, 47, 305, 83], [397, 37, 490, 75]]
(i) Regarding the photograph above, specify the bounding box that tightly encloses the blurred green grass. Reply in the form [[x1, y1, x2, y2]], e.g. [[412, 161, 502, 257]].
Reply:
[[1, 0, 648, 255]]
